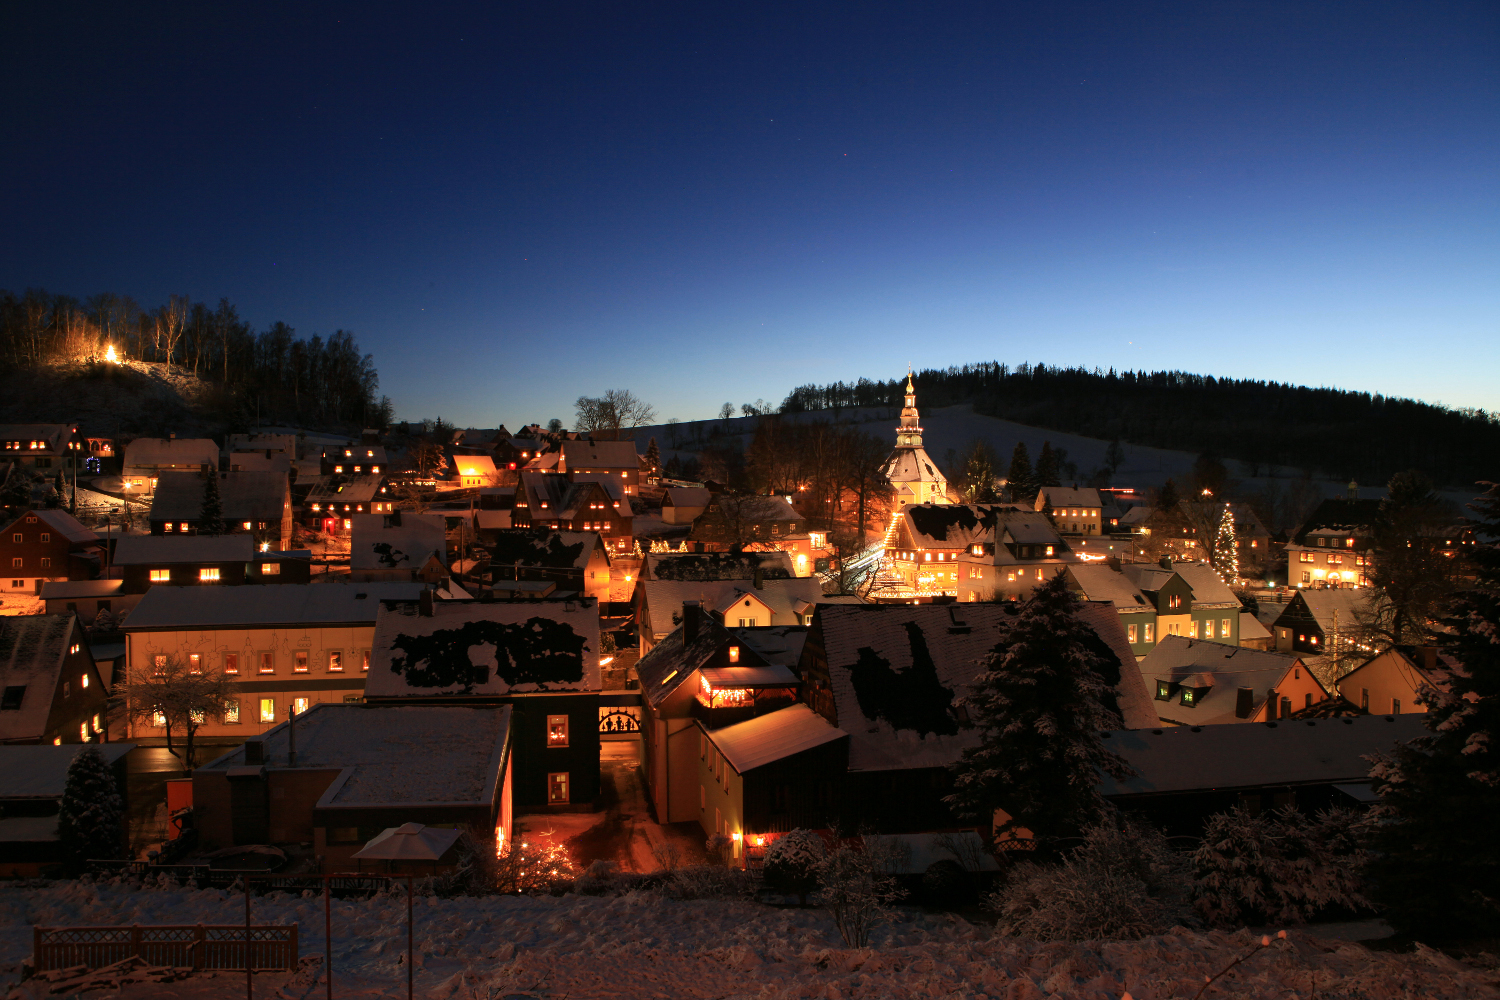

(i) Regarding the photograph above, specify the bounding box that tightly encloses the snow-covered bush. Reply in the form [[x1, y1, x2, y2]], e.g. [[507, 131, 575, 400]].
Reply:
[[762, 829, 825, 904], [815, 842, 901, 948], [662, 864, 756, 900], [58, 747, 124, 867], [1191, 805, 1368, 927], [649, 838, 683, 872], [988, 819, 1189, 940], [704, 833, 734, 866]]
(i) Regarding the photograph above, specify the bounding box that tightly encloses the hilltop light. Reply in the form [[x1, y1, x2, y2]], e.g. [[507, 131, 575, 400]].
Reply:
[[104, 345, 118, 363]]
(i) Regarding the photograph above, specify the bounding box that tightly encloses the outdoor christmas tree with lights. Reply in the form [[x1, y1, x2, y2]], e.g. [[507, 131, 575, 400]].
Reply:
[[1213, 503, 1239, 583]]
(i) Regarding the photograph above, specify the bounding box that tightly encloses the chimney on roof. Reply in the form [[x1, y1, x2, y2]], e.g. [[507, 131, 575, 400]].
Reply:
[[1236, 687, 1254, 719], [683, 600, 703, 643], [753, 563, 764, 590], [1266, 689, 1278, 721], [419, 589, 434, 617], [1159, 555, 1172, 570]]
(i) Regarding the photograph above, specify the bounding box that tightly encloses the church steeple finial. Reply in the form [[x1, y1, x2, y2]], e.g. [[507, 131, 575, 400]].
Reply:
[[896, 368, 923, 448]]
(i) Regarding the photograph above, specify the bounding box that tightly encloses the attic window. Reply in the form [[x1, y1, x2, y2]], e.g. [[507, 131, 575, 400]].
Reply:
[[728, 646, 740, 663], [1181, 688, 1201, 706], [1155, 680, 1173, 701]]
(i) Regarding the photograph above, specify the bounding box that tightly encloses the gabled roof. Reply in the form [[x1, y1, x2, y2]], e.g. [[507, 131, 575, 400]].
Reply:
[[349, 513, 447, 573], [638, 578, 825, 638], [558, 439, 638, 470], [727, 625, 808, 668], [1277, 588, 1367, 632], [643, 551, 794, 582], [1120, 563, 1176, 593], [705, 704, 847, 773], [0, 424, 73, 450], [1065, 564, 1152, 612], [150, 471, 288, 522], [1000, 516, 1063, 547], [1138, 636, 1317, 726], [1240, 612, 1272, 642], [519, 471, 621, 520], [0, 743, 135, 798], [483, 530, 603, 572], [365, 599, 601, 697], [451, 455, 498, 478], [226, 432, 296, 454], [306, 475, 384, 505], [1293, 498, 1382, 544], [122, 438, 219, 470], [1098, 714, 1429, 797], [113, 533, 254, 565], [123, 582, 426, 630], [1038, 487, 1102, 509], [899, 503, 1008, 549], [663, 487, 711, 509], [200, 703, 511, 807], [882, 447, 948, 485], [1118, 506, 1154, 527], [814, 601, 1157, 772], [636, 615, 744, 707], [23, 510, 99, 547], [0, 615, 90, 742], [1170, 561, 1240, 607]]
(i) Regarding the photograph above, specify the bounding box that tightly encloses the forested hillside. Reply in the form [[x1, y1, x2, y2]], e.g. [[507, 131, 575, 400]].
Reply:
[[0, 288, 390, 432], [781, 362, 1500, 487]]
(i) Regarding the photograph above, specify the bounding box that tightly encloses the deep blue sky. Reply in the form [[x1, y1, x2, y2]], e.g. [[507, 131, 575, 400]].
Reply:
[[3, 2, 1496, 428]]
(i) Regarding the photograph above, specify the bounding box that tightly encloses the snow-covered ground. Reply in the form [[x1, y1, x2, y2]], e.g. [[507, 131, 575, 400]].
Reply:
[[1, 881, 1491, 999]]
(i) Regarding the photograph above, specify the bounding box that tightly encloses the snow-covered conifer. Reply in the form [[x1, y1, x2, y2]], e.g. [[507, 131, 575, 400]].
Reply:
[[945, 574, 1134, 840], [198, 470, 224, 535], [57, 747, 124, 866], [1368, 479, 1500, 939], [763, 828, 825, 904]]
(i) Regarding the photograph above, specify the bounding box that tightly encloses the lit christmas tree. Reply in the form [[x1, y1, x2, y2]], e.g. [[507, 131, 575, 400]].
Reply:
[[1213, 503, 1239, 583]]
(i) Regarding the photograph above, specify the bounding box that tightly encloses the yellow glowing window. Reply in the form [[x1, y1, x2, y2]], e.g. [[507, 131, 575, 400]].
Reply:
[[199, 567, 220, 582], [242, 521, 252, 530], [149, 568, 171, 582], [259, 652, 274, 674], [328, 650, 343, 672], [547, 715, 569, 746], [259, 698, 275, 723], [292, 696, 309, 715], [224, 653, 239, 675], [294, 651, 309, 673], [728, 646, 740, 663], [224, 700, 240, 723], [188, 653, 201, 674], [261, 562, 280, 575]]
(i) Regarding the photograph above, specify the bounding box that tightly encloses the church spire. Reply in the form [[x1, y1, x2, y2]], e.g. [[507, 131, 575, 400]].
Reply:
[[896, 370, 923, 448]]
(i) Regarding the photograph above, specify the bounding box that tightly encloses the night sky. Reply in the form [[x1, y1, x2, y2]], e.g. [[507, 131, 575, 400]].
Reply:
[[3, 3, 1496, 427]]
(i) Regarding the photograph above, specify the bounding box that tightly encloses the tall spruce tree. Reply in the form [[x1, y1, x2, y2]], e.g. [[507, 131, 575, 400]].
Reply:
[[1213, 504, 1239, 581], [947, 575, 1135, 840], [45, 472, 64, 509], [58, 747, 124, 866], [1368, 479, 1500, 940], [1006, 442, 1034, 504], [198, 470, 224, 535], [1157, 478, 1181, 513], [1036, 441, 1061, 488], [643, 437, 661, 481]]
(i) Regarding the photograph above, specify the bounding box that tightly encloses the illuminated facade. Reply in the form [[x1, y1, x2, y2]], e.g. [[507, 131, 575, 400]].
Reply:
[[880, 373, 949, 508]]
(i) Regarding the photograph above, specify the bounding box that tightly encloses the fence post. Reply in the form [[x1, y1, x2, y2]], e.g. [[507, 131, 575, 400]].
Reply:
[[289, 923, 298, 972], [131, 924, 141, 964], [195, 924, 204, 971], [33, 927, 42, 973]]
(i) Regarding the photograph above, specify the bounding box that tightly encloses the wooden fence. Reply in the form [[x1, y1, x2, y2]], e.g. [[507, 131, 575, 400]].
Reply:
[[33, 924, 298, 973]]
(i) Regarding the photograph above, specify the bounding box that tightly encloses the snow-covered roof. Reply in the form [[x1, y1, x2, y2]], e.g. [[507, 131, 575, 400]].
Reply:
[[474, 510, 513, 531], [0, 424, 72, 450], [558, 439, 638, 470], [1118, 506, 1154, 526], [636, 614, 741, 707], [1240, 612, 1272, 642], [113, 533, 254, 565], [26, 510, 100, 547], [1038, 487, 1102, 509], [40, 579, 125, 600], [1138, 636, 1316, 726], [452, 455, 498, 478], [899, 504, 1056, 552], [1120, 564, 1175, 593], [201, 703, 511, 807], [0, 615, 92, 742], [704, 704, 847, 773], [306, 475, 384, 506], [638, 578, 824, 639], [225, 451, 292, 476], [1098, 713, 1428, 797], [365, 599, 601, 698], [349, 513, 447, 572], [643, 551, 794, 582], [1066, 564, 1152, 612], [354, 822, 463, 860], [226, 432, 296, 454], [123, 582, 427, 630], [484, 530, 603, 572], [150, 471, 287, 521], [663, 487, 711, 509], [1170, 561, 1240, 607], [726, 625, 808, 668], [882, 446, 947, 485], [1282, 589, 1368, 632], [701, 664, 798, 688], [122, 437, 219, 471], [0, 743, 134, 798], [815, 601, 1157, 772]]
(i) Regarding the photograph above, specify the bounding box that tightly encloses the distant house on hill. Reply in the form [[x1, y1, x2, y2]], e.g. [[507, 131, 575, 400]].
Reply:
[[0, 424, 93, 472], [661, 487, 711, 525], [881, 503, 1075, 603], [148, 471, 293, 551], [121, 437, 219, 491], [639, 550, 795, 583], [349, 512, 448, 583], [1035, 487, 1103, 536], [525, 439, 641, 495], [1271, 588, 1366, 657], [112, 534, 309, 589], [1284, 495, 1382, 590], [318, 443, 388, 477], [474, 530, 612, 601], [303, 475, 393, 533]]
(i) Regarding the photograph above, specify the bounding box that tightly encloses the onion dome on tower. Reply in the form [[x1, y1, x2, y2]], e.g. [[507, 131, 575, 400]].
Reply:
[[881, 371, 949, 506]]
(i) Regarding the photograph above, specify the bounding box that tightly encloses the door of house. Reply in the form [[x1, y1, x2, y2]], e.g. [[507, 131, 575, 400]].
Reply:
[[228, 775, 270, 844]]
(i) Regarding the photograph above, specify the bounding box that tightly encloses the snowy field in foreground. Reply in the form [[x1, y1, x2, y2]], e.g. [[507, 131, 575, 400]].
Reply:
[[1, 881, 1490, 999]]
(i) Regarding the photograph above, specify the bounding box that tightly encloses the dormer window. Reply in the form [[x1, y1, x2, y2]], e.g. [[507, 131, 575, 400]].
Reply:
[[728, 646, 740, 663], [1181, 688, 1197, 706], [1167, 595, 1183, 610], [1155, 680, 1175, 701]]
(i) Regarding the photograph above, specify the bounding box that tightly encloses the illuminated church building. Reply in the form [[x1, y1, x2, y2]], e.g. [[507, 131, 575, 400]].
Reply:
[[881, 372, 950, 506]]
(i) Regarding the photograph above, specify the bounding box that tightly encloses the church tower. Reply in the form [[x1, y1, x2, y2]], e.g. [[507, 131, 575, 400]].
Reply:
[[881, 371, 950, 506]]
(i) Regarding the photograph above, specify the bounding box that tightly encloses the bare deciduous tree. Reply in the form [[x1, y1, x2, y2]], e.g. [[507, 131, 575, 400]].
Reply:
[[574, 390, 657, 440], [124, 654, 238, 768]]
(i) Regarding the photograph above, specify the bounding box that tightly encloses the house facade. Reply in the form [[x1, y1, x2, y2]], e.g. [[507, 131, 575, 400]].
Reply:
[[1140, 636, 1329, 725], [0, 615, 111, 745], [121, 437, 219, 491], [512, 472, 633, 554], [1335, 645, 1453, 716], [1, 509, 100, 595], [1036, 487, 1103, 536], [112, 534, 310, 589], [148, 471, 294, 551]]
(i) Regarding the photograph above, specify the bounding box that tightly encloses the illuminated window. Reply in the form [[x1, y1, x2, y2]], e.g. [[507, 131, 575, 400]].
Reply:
[[548, 772, 570, 804], [199, 567, 220, 582], [292, 696, 309, 715], [149, 569, 170, 582], [188, 653, 202, 674], [92, 713, 100, 730], [259, 698, 275, 723], [153, 655, 167, 674], [1144, 623, 1154, 642], [547, 715, 569, 746], [224, 653, 239, 675], [164, 523, 173, 532], [224, 700, 240, 724], [153, 710, 167, 728], [728, 646, 740, 663], [259, 651, 274, 674], [1181, 688, 1196, 706], [328, 650, 343, 672], [261, 562, 280, 575], [335, 465, 343, 473], [1127, 624, 1138, 643], [179, 523, 189, 533], [242, 521, 252, 530], [80, 722, 88, 741], [1221, 618, 1232, 638], [361, 650, 370, 672], [294, 651, 309, 673], [343, 520, 351, 530]]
